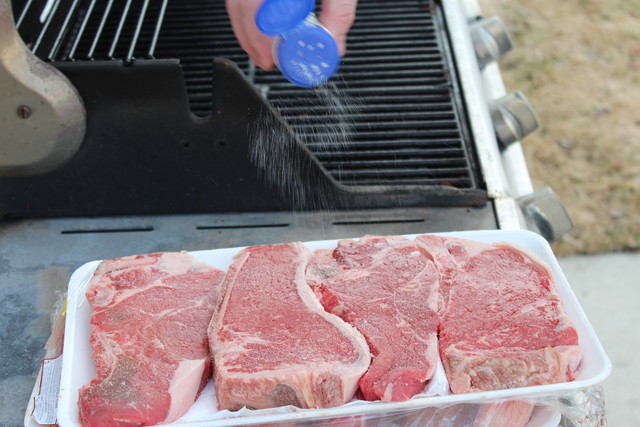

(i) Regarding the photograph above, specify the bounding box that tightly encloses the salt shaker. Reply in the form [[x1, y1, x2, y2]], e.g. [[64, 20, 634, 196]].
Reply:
[[255, 0, 340, 88]]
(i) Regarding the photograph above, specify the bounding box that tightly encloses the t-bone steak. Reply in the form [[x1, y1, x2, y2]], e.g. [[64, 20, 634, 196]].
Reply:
[[208, 242, 371, 411], [78, 252, 224, 427], [416, 235, 583, 395], [307, 235, 440, 401]]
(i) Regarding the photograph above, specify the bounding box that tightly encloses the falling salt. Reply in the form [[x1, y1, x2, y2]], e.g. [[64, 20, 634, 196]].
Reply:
[[249, 80, 363, 212]]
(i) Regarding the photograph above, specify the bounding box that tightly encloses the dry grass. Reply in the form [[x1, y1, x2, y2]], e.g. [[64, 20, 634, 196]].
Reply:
[[480, 0, 640, 255]]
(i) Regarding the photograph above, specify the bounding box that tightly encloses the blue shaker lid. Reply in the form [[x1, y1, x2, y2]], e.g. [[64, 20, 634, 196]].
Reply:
[[276, 26, 339, 88], [255, 0, 340, 88], [255, 0, 315, 35]]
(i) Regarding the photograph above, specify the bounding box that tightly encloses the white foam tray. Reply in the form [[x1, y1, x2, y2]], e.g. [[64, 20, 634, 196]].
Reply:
[[57, 230, 611, 426]]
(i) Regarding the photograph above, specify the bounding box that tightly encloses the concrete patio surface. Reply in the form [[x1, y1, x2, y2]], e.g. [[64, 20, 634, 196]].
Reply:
[[559, 253, 640, 426]]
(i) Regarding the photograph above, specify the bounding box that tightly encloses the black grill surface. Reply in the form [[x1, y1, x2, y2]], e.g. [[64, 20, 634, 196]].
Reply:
[[13, 0, 482, 193]]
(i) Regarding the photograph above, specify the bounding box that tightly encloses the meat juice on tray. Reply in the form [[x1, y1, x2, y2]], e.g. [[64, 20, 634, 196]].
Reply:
[[74, 233, 583, 426]]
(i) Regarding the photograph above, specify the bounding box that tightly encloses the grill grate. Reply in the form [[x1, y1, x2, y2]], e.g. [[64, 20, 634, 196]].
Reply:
[[13, 0, 481, 191], [253, 0, 477, 188], [14, 0, 169, 61]]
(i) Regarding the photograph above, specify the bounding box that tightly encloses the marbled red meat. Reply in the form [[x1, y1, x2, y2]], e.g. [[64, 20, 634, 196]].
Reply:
[[78, 252, 224, 427], [416, 235, 582, 393], [307, 235, 440, 401], [209, 243, 370, 410]]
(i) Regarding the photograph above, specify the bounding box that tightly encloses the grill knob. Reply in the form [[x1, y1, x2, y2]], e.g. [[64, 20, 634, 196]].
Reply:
[[517, 187, 573, 243], [470, 16, 513, 68], [490, 91, 539, 149]]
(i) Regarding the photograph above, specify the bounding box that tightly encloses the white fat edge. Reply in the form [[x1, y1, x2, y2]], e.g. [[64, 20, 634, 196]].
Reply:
[[419, 234, 492, 261], [150, 337, 165, 352], [476, 336, 491, 348], [404, 254, 441, 308], [386, 242, 442, 330], [553, 316, 576, 333], [217, 361, 360, 405], [305, 248, 339, 283], [295, 370, 338, 409], [165, 358, 207, 423], [293, 243, 372, 373], [369, 236, 417, 261], [565, 346, 584, 373], [177, 249, 226, 273], [87, 279, 186, 322], [381, 383, 395, 402], [413, 240, 450, 315], [550, 345, 583, 368], [157, 251, 210, 275], [91, 252, 199, 308], [360, 234, 411, 246], [208, 249, 250, 351], [84, 276, 117, 308], [220, 363, 326, 378], [518, 302, 543, 316], [90, 254, 196, 309], [423, 333, 440, 380], [211, 241, 370, 402], [89, 332, 122, 370], [452, 237, 492, 259]]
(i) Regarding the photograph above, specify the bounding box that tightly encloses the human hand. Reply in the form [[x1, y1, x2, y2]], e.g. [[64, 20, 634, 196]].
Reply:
[[226, 0, 358, 71]]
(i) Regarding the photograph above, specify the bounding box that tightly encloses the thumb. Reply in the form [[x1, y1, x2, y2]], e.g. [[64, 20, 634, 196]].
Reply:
[[318, 0, 358, 56]]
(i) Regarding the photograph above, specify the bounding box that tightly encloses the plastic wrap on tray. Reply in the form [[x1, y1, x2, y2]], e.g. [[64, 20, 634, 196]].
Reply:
[[50, 230, 610, 427], [236, 385, 606, 426]]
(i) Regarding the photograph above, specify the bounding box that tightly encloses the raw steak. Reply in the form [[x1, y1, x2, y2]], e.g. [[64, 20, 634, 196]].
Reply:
[[78, 252, 224, 427], [209, 242, 370, 411], [416, 235, 582, 396], [307, 235, 440, 401], [413, 234, 489, 314]]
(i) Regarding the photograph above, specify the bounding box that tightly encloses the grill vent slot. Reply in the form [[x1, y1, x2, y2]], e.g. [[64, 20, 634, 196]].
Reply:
[[13, 0, 481, 192]]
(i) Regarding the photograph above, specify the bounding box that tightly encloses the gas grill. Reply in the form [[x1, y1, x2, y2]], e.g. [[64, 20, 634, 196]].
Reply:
[[4, 0, 490, 217], [1, 0, 578, 425]]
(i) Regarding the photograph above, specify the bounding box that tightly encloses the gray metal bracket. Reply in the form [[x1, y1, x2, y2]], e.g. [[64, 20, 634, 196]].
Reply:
[[0, 0, 85, 176]]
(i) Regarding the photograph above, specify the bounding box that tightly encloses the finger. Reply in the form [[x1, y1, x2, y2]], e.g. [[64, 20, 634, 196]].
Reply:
[[239, 12, 276, 70], [226, 0, 257, 59], [226, 0, 275, 70], [319, 0, 358, 56]]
